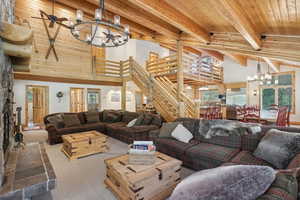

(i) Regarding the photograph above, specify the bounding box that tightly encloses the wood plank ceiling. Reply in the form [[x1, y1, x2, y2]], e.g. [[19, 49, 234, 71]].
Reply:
[[54, 0, 300, 68]]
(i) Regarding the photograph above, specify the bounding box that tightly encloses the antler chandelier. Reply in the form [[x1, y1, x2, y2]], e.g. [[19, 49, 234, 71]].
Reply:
[[69, 0, 130, 48]]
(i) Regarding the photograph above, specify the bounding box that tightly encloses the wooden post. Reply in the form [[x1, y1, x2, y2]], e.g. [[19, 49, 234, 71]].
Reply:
[[176, 40, 184, 99], [195, 102, 201, 118], [177, 40, 185, 117], [120, 61, 126, 111]]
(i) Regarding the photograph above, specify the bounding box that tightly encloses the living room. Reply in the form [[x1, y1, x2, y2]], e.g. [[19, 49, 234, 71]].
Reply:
[[1, 0, 300, 199]]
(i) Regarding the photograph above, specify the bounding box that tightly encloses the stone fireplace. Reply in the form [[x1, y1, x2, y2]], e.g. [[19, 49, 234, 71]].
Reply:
[[0, 0, 15, 186]]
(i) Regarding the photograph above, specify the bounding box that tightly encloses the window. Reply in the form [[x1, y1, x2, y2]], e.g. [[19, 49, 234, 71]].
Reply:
[[200, 90, 219, 105], [226, 88, 247, 106], [261, 72, 295, 112]]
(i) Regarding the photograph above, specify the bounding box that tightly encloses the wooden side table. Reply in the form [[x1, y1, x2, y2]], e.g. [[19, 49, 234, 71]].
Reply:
[[62, 131, 108, 160]]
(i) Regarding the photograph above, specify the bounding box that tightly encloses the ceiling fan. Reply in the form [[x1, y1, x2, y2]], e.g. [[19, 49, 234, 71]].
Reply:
[[31, 0, 69, 28]]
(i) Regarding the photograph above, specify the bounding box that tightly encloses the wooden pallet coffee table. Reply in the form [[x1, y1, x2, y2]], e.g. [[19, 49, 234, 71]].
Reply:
[[104, 152, 182, 200], [61, 131, 108, 160]]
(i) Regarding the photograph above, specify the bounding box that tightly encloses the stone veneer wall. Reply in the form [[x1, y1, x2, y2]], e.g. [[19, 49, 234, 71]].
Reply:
[[0, 0, 15, 186]]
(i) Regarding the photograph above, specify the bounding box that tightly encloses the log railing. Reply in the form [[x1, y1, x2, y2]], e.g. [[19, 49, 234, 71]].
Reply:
[[146, 54, 224, 84]]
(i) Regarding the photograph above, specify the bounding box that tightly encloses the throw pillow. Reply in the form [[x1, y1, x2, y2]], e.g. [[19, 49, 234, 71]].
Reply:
[[159, 122, 180, 138], [134, 114, 144, 126], [150, 114, 162, 127], [47, 115, 65, 129], [85, 112, 100, 124], [171, 124, 193, 143], [127, 118, 137, 127], [122, 111, 139, 123], [102, 110, 122, 123], [253, 129, 300, 169], [169, 165, 276, 200], [257, 169, 298, 200], [63, 114, 81, 128]]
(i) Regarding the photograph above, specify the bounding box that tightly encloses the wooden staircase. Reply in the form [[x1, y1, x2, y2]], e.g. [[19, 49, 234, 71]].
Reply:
[[93, 56, 199, 121], [129, 58, 198, 121]]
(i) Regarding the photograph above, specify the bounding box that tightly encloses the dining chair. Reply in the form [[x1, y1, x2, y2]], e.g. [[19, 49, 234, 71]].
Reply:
[[276, 106, 289, 127]]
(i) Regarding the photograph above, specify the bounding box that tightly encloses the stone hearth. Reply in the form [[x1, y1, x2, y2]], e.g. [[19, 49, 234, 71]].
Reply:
[[0, 143, 56, 199]]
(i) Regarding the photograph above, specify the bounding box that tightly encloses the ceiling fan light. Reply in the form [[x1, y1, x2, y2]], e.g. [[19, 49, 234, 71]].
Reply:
[[76, 10, 83, 22], [114, 15, 120, 26], [95, 8, 102, 21]]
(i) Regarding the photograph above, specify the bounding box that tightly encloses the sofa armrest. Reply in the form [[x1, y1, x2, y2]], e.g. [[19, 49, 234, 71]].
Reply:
[[288, 153, 300, 169], [45, 124, 59, 145]]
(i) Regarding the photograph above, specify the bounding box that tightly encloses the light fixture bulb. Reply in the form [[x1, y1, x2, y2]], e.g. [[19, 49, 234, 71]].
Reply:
[[76, 10, 83, 22], [114, 15, 120, 25], [85, 34, 91, 42], [95, 9, 102, 21], [124, 24, 130, 34]]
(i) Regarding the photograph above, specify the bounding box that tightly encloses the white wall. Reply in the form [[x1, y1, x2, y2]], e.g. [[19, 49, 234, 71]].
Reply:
[[222, 56, 300, 122], [135, 40, 169, 66], [14, 80, 138, 124]]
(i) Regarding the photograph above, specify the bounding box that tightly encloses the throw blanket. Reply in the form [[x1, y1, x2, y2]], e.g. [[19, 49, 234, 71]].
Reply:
[[199, 119, 261, 139]]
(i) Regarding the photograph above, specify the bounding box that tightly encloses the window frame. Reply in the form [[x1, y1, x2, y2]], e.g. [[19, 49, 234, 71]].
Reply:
[[260, 71, 295, 114]]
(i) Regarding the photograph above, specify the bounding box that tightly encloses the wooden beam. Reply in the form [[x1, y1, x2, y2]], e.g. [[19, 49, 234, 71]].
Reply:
[[211, 0, 262, 50], [160, 43, 202, 56], [222, 51, 247, 66], [0, 22, 33, 45], [86, 0, 179, 39], [127, 0, 210, 43], [55, 0, 155, 37], [195, 48, 224, 61], [14, 73, 122, 86], [262, 57, 280, 72]]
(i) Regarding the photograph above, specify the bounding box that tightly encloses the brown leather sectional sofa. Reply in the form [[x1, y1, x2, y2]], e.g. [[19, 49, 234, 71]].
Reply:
[[44, 110, 162, 145]]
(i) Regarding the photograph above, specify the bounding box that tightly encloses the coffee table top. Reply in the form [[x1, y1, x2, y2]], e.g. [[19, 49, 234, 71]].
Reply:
[[105, 152, 182, 183], [62, 131, 106, 143]]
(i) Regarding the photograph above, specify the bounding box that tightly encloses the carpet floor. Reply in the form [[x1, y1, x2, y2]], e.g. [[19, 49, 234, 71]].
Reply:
[[23, 130, 194, 200]]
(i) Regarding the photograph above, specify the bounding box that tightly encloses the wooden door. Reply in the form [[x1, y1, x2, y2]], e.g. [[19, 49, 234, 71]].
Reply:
[[70, 88, 85, 112], [87, 89, 101, 111], [26, 85, 49, 127]]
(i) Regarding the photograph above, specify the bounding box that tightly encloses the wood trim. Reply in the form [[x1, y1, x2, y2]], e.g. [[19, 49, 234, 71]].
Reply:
[[14, 73, 122, 86], [225, 82, 247, 89]]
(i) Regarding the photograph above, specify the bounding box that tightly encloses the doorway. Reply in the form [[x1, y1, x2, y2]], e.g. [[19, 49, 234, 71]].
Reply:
[[70, 88, 85, 112], [87, 88, 101, 111], [25, 85, 49, 129]]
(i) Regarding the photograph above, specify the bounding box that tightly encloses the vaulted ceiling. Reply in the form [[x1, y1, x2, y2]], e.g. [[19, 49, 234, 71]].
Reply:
[[55, 0, 300, 69]]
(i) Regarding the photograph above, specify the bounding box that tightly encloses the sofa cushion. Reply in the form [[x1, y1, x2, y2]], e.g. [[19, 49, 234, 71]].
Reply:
[[175, 118, 199, 135], [241, 132, 265, 152], [199, 134, 242, 149], [230, 151, 274, 167], [155, 138, 198, 160], [47, 114, 65, 129], [150, 114, 162, 127], [142, 113, 153, 125], [169, 165, 276, 200], [122, 111, 139, 123], [134, 114, 144, 126], [63, 114, 81, 128], [254, 129, 300, 169], [159, 122, 180, 138], [257, 169, 298, 200], [171, 124, 193, 143], [103, 110, 122, 123], [184, 143, 240, 170], [85, 111, 100, 124]]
